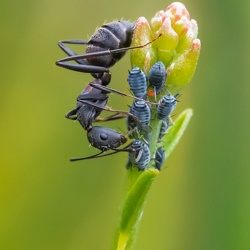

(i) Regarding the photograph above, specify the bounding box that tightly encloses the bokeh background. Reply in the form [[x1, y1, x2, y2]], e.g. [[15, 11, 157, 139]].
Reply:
[[1, 0, 250, 249]]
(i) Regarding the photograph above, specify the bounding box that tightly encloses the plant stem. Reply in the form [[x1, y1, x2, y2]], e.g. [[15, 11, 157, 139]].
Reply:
[[112, 109, 193, 250], [112, 168, 159, 250]]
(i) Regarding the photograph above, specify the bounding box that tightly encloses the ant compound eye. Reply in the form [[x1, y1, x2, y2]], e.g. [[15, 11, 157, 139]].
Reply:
[[99, 133, 108, 141]]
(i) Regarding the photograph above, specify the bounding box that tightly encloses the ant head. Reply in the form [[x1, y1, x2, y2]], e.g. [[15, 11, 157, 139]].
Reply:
[[87, 126, 127, 151]]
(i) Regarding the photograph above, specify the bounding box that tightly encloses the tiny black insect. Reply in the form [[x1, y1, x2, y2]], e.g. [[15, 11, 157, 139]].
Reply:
[[155, 147, 166, 170], [158, 119, 170, 140]]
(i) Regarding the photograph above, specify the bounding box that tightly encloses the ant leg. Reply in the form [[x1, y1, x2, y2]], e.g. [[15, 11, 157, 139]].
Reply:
[[70, 143, 133, 161], [70, 150, 105, 161], [56, 61, 110, 74], [57, 34, 162, 63], [90, 83, 157, 105], [77, 99, 140, 122], [70, 141, 140, 162], [57, 40, 110, 75], [74, 144, 133, 161], [65, 109, 78, 120], [59, 39, 88, 45], [90, 142, 140, 159], [58, 40, 88, 64]]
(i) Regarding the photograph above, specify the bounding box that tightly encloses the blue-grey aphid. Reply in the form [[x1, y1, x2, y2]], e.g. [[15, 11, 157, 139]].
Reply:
[[148, 61, 166, 95], [127, 67, 147, 99], [158, 119, 170, 140], [127, 100, 151, 133], [157, 94, 177, 120], [155, 147, 165, 170], [126, 140, 150, 170]]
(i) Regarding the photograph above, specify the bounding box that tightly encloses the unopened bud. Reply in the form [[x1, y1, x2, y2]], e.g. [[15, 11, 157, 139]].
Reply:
[[130, 2, 201, 94]]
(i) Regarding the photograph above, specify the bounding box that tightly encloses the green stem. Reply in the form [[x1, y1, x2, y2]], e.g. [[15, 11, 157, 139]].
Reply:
[[112, 109, 193, 250], [148, 115, 162, 168], [113, 168, 159, 250]]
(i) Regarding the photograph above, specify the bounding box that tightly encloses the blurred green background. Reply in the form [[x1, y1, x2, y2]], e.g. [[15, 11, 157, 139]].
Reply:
[[1, 0, 250, 249]]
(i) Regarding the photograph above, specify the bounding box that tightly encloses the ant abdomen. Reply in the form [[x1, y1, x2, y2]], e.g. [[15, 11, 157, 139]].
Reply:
[[86, 21, 135, 67]]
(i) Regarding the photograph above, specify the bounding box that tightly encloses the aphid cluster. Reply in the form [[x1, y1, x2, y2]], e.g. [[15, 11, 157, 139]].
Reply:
[[56, 20, 177, 171], [126, 62, 177, 170]]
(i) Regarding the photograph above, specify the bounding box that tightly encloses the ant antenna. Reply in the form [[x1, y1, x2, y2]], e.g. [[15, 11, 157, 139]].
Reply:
[[58, 34, 162, 63]]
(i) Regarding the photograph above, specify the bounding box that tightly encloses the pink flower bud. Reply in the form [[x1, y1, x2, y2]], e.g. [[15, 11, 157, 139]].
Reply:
[[130, 2, 201, 94]]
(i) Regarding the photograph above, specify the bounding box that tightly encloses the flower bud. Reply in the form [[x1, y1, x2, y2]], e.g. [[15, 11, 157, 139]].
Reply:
[[130, 17, 156, 73], [167, 38, 201, 94], [130, 2, 201, 94]]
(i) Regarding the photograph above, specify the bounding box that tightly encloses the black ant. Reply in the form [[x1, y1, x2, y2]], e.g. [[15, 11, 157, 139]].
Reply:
[[56, 20, 162, 162]]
